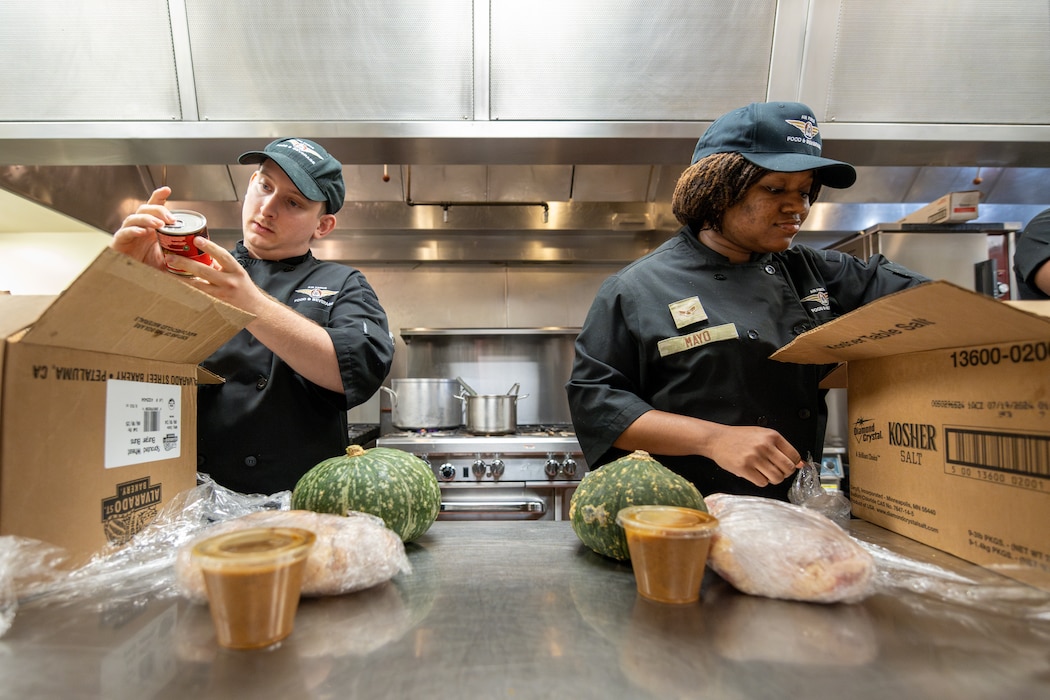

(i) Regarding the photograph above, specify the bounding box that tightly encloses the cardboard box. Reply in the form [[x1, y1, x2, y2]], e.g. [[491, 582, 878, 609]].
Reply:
[[772, 281, 1050, 591], [0, 248, 252, 564], [898, 190, 980, 224]]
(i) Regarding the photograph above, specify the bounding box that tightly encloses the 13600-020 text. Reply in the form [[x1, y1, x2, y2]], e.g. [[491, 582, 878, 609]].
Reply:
[[950, 341, 1050, 368]]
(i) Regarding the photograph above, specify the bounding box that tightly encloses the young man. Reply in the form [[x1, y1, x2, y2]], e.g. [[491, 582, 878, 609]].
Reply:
[[111, 138, 394, 494]]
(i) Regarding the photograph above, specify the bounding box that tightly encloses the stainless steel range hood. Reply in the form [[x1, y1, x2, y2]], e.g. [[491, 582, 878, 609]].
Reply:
[[3, 133, 1049, 260], [3, 0, 1050, 260]]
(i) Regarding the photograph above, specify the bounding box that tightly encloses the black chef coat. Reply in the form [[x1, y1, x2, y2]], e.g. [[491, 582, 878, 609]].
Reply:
[[1014, 208, 1050, 300], [197, 242, 394, 494], [567, 226, 929, 500]]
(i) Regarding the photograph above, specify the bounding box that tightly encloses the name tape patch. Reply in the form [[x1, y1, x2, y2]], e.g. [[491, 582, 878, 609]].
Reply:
[[657, 323, 739, 357]]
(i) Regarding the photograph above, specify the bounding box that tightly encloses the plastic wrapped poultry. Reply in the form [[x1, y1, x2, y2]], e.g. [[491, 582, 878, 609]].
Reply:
[[175, 509, 410, 602], [704, 493, 875, 604]]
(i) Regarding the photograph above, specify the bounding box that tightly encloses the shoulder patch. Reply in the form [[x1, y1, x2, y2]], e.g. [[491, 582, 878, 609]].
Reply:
[[668, 296, 708, 329]]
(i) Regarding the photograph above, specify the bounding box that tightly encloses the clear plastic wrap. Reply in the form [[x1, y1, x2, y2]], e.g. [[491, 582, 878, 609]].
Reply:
[[0, 476, 411, 638], [858, 538, 1050, 621], [704, 493, 876, 603], [704, 493, 1050, 618], [175, 509, 410, 602], [788, 457, 852, 527]]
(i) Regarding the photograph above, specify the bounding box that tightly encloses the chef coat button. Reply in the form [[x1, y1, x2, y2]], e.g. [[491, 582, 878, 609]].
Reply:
[[244, 455, 258, 467], [756, 416, 769, 427], [714, 273, 727, 281], [256, 376, 268, 390], [793, 323, 811, 335], [798, 408, 812, 420], [764, 265, 776, 275], [747, 329, 760, 340]]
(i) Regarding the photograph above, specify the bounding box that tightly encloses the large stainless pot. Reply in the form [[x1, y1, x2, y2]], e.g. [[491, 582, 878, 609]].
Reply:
[[459, 384, 529, 435], [380, 378, 463, 430]]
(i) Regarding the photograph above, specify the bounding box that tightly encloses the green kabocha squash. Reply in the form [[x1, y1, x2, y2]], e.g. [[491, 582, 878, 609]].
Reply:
[[569, 450, 706, 561], [292, 445, 441, 543]]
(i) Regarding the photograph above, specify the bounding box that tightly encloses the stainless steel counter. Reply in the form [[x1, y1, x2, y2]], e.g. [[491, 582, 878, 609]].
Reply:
[[2, 520, 1049, 699]]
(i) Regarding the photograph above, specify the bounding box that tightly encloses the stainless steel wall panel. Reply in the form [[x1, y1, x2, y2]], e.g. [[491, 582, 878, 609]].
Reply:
[[807, 0, 1050, 124], [571, 165, 653, 202], [355, 262, 619, 399], [408, 165, 488, 202], [184, 0, 474, 121], [834, 230, 1002, 292], [0, 0, 181, 121], [487, 166, 574, 203], [489, 0, 777, 120]]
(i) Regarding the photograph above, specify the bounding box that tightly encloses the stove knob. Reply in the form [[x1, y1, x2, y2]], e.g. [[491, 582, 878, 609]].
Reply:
[[561, 457, 578, 477], [490, 459, 505, 480], [438, 463, 457, 482], [544, 458, 561, 478], [471, 459, 487, 479]]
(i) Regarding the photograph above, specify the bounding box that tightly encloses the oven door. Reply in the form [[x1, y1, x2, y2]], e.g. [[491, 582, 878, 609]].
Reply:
[[437, 482, 578, 521]]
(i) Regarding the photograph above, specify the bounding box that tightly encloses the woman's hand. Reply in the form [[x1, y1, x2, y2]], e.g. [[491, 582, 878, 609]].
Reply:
[[110, 187, 174, 271], [615, 410, 802, 488], [704, 424, 802, 487]]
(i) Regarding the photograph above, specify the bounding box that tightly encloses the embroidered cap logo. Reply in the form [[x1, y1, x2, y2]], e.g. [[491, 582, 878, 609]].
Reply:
[[281, 138, 325, 165]]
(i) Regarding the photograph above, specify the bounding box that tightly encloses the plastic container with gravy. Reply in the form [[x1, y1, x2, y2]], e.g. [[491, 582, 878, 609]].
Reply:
[[192, 527, 316, 649], [616, 506, 718, 604]]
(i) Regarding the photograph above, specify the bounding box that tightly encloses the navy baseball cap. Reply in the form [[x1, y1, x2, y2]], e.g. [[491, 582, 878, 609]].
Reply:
[[691, 102, 857, 188], [238, 137, 346, 214]]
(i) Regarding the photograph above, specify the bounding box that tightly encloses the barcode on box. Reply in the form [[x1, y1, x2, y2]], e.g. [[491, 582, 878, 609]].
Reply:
[[945, 427, 1050, 478], [143, 407, 160, 433]]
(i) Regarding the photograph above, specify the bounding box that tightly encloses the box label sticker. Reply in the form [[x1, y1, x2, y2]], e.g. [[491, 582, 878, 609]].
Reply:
[[104, 379, 181, 468]]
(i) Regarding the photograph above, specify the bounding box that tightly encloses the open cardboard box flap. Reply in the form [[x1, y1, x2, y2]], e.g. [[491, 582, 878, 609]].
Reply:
[[772, 281, 1050, 366], [0, 249, 253, 561], [15, 248, 254, 364]]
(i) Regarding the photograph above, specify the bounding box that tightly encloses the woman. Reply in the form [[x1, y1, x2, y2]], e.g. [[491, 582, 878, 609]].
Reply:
[[567, 101, 929, 500]]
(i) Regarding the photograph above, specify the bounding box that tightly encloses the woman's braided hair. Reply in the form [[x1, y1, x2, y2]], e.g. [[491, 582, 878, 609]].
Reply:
[[671, 152, 823, 231]]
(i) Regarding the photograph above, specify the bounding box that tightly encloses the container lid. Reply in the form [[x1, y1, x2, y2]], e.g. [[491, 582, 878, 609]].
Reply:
[[192, 527, 316, 570], [159, 209, 208, 235], [616, 505, 718, 538]]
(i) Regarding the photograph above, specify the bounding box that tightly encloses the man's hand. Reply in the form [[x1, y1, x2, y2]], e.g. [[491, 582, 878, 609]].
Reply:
[[165, 236, 269, 314], [110, 187, 174, 271]]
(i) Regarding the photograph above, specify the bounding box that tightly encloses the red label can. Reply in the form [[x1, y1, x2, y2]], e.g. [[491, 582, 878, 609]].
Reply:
[[157, 210, 213, 275]]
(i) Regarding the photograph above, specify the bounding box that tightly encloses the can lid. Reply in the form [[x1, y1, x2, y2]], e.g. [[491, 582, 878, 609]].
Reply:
[[616, 505, 718, 538], [159, 209, 207, 235], [192, 527, 316, 570]]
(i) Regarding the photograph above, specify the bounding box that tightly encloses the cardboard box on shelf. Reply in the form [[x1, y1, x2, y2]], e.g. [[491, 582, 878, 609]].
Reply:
[[0, 248, 252, 565], [772, 281, 1050, 591], [898, 190, 981, 225]]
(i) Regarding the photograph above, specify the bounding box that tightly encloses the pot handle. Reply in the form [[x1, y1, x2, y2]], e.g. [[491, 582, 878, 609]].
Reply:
[[514, 394, 530, 402], [456, 376, 478, 396], [379, 386, 397, 407]]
